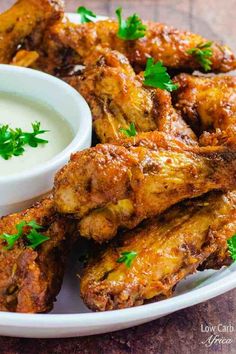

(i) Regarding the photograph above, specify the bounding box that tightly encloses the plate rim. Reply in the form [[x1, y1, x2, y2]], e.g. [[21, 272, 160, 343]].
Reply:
[[0, 265, 236, 328], [0, 12, 235, 334]]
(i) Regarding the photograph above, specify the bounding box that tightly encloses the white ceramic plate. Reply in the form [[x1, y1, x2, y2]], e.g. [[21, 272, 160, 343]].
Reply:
[[0, 13, 236, 338]]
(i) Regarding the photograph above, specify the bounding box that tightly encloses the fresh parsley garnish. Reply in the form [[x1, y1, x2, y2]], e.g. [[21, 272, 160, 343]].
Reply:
[[227, 234, 236, 262], [0, 122, 48, 160], [22, 122, 48, 148], [77, 6, 97, 23], [0, 220, 49, 250], [0, 221, 26, 250], [0, 126, 25, 160], [117, 251, 137, 268], [186, 41, 213, 72], [116, 7, 147, 40], [120, 122, 137, 137], [26, 228, 49, 250], [144, 58, 179, 91]]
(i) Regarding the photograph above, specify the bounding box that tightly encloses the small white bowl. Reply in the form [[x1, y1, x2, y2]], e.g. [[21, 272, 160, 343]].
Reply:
[[0, 65, 92, 216]]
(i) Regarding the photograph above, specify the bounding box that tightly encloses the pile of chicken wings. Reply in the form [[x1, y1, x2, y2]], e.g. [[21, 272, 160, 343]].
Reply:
[[0, 0, 236, 313]]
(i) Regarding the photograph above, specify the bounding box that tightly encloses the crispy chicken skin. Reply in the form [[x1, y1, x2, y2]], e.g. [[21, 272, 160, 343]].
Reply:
[[199, 220, 235, 270], [173, 74, 236, 268], [54, 131, 236, 243], [42, 19, 236, 74], [80, 191, 236, 311], [10, 50, 39, 68], [0, 0, 63, 64], [67, 49, 197, 145], [173, 74, 236, 145], [0, 197, 75, 313]]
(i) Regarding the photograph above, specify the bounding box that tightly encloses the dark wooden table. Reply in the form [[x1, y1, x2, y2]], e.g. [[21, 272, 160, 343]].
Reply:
[[0, 1, 236, 353]]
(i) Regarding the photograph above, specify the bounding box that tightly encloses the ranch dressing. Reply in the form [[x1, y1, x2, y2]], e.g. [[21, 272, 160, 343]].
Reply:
[[0, 92, 73, 176]]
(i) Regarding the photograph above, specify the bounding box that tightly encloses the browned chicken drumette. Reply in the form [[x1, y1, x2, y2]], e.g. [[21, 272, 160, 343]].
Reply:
[[80, 191, 236, 311], [173, 74, 236, 145], [0, 0, 63, 64], [54, 131, 236, 243], [41, 18, 236, 74], [0, 197, 75, 313], [67, 49, 197, 145], [172, 73, 236, 269]]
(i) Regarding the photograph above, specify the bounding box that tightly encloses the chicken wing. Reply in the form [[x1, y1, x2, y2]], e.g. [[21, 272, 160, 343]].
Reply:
[[173, 74, 236, 145], [0, 0, 63, 64], [0, 197, 75, 313], [67, 49, 197, 145], [41, 18, 236, 74], [54, 131, 236, 243], [173, 74, 236, 268], [10, 50, 39, 68], [80, 191, 236, 311]]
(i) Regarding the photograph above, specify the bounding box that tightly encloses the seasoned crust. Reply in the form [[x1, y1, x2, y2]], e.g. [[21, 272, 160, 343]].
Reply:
[[0, 197, 76, 313], [54, 131, 236, 242], [0, 0, 64, 63], [66, 49, 197, 145], [80, 192, 236, 311], [173, 74, 236, 144], [173, 74, 236, 270], [43, 19, 236, 73]]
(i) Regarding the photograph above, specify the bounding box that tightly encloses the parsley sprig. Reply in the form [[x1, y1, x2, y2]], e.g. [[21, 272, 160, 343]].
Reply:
[[227, 234, 236, 262], [0, 126, 25, 160], [116, 7, 147, 40], [144, 58, 178, 91], [0, 122, 48, 160], [186, 41, 213, 72], [117, 251, 137, 268], [77, 6, 97, 23], [120, 122, 137, 137], [0, 220, 49, 250], [22, 122, 48, 148]]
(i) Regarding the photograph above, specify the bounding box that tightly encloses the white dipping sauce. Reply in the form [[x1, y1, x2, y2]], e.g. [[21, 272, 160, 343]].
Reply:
[[0, 92, 73, 177]]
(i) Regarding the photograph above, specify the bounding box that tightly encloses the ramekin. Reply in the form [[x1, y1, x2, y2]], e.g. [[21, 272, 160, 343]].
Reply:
[[0, 65, 92, 216]]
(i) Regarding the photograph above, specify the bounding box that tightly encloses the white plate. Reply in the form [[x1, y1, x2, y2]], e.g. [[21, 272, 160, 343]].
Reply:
[[0, 13, 236, 338]]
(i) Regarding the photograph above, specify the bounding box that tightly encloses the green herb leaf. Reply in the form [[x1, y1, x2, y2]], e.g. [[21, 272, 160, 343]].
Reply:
[[0, 220, 49, 250], [26, 228, 50, 250], [227, 234, 236, 262], [186, 41, 213, 71], [22, 122, 49, 148], [27, 220, 43, 229], [0, 125, 25, 160], [144, 58, 179, 91], [77, 6, 97, 23], [120, 122, 137, 137], [0, 221, 27, 250], [116, 7, 147, 40], [0, 122, 49, 160], [117, 251, 137, 268]]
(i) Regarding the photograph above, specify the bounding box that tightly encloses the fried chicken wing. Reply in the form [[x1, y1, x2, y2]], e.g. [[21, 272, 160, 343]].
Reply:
[[80, 191, 236, 311], [10, 50, 39, 68], [42, 19, 236, 74], [54, 132, 236, 243], [173, 74, 236, 145], [67, 49, 197, 145], [173, 74, 236, 269], [0, 0, 63, 64], [0, 197, 75, 313], [199, 219, 235, 270]]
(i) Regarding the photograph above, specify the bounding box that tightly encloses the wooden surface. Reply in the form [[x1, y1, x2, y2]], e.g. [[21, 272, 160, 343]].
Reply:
[[0, 1, 236, 353]]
